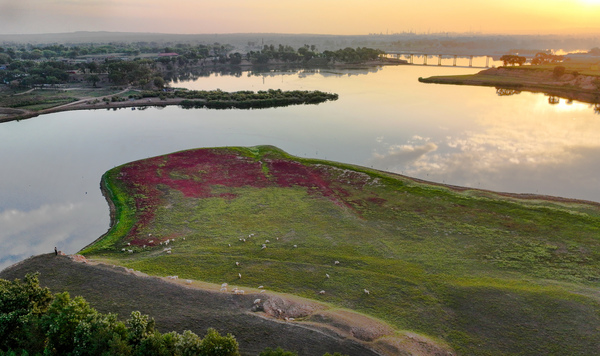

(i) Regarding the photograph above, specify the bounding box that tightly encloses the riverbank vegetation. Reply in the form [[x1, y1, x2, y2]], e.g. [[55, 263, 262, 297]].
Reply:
[[79, 145, 600, 355]]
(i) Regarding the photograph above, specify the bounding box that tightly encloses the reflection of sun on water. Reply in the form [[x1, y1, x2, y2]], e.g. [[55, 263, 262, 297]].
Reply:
[[545, 98, 590, 113]]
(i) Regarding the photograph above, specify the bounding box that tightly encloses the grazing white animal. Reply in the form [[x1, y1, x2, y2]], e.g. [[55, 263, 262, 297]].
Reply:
[[254, 299, 261, 304], [221, 283, 228, 287], [293, 245, 297, 248], [234, 289, 245, 295], [261, 244, 267, 249], [228, 244, 231, 247], [319, 290, 326, 295], [166, 250, 172, 254], [235, 262, 240, 266], [167, 275, 178, 280], [182, 237, 185, 240], [326, 273, 330, 278], [276, 237, 279, 240], [238, 273, 242, 279], [127, 250, 133, 253], [185, 279, 192, 284], [148, 233, 152, 237], [258, 285, 264, 289], [260, 290, 266, 293], [121, 248, 126, 252], [127, 243, 131, 246], [142, 245, 146, 249], [220, 287, 227, 292], [364, 289, 370, 295], [149, 240, 154, 244], [265, 240, 270, 243], [334, 261, 340, 265]]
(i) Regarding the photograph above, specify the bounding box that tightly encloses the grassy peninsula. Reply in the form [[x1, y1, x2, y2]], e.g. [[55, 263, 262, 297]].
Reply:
[[67, 145, 600, 355], [419, 57, 600, 106]]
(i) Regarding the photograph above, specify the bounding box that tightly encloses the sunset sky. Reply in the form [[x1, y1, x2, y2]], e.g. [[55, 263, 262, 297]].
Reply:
[[0, 0, 599, 35]]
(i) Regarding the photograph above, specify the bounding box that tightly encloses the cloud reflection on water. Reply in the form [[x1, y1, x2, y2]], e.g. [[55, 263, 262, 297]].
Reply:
[[0, 201, 102, 270], [371, 98, 600, 198]]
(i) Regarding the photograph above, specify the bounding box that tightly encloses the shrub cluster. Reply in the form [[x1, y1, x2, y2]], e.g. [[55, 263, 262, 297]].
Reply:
[[0, 274, 239, 356]]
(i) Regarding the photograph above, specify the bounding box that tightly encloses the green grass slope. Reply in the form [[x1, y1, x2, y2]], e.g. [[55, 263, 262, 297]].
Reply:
[[82, 145, 600, 355]]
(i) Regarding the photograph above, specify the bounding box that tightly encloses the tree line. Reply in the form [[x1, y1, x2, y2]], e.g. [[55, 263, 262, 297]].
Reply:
[[499, 52, 565, 66], [0, 43, 384, 89]]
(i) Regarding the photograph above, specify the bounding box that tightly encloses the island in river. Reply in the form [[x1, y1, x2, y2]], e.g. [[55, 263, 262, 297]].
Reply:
[[0, 88, 340, 123]]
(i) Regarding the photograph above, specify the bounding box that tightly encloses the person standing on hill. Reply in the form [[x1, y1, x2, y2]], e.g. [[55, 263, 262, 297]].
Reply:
[[54, 247, 58, 256]]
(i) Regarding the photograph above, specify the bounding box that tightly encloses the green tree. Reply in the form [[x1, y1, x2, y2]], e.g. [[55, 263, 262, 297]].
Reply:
[[176, 330, 202, 356], [127, 310, 156, 346], [500, 54, 526, 66], [41, 292, 98, 354], [0, 273, 52, 352], [199, 328, 239, 356], [72, 313, 131, 355], [87, 74, 101, 87], [259, 346, 298, 356], [153, 76, 165, 89], [553, 65, 566, 79], [0, 53, 12, 64]]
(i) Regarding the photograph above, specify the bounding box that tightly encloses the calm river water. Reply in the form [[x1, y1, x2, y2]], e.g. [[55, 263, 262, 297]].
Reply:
[[2, 63, 599, 269]]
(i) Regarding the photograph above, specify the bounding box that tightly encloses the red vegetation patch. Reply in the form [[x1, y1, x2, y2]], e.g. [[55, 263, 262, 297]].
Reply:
[[115, 148, 378, 241], [366, 197, 387, 206], [266, 159, 345, 207]]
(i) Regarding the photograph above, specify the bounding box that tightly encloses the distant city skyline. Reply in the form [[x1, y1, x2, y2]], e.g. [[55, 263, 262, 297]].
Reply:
[[1, 0, 599, 36]]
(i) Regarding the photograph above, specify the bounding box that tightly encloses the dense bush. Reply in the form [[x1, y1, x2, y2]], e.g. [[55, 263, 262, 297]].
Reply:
[[0, 274, 240, 356], [553, 65, 566, 78]]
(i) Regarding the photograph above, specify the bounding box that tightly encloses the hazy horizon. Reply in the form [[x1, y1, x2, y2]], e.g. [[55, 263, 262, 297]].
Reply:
[[1, 0, 599, 36]]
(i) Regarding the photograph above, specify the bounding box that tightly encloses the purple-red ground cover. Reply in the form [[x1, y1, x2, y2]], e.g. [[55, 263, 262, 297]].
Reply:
[[114, 148, 384, 245]]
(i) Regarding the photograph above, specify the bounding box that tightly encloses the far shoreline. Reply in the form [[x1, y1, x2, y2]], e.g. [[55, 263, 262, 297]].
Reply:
[[419, 67, 600, 106], [0, 59, 405, 124]]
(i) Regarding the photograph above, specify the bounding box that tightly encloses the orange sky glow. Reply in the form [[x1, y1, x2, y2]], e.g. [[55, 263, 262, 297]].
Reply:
[[0, 0, 599, 35]]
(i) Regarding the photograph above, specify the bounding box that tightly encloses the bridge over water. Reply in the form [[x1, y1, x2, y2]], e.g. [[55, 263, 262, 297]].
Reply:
[[386, 51, 494, 68]]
